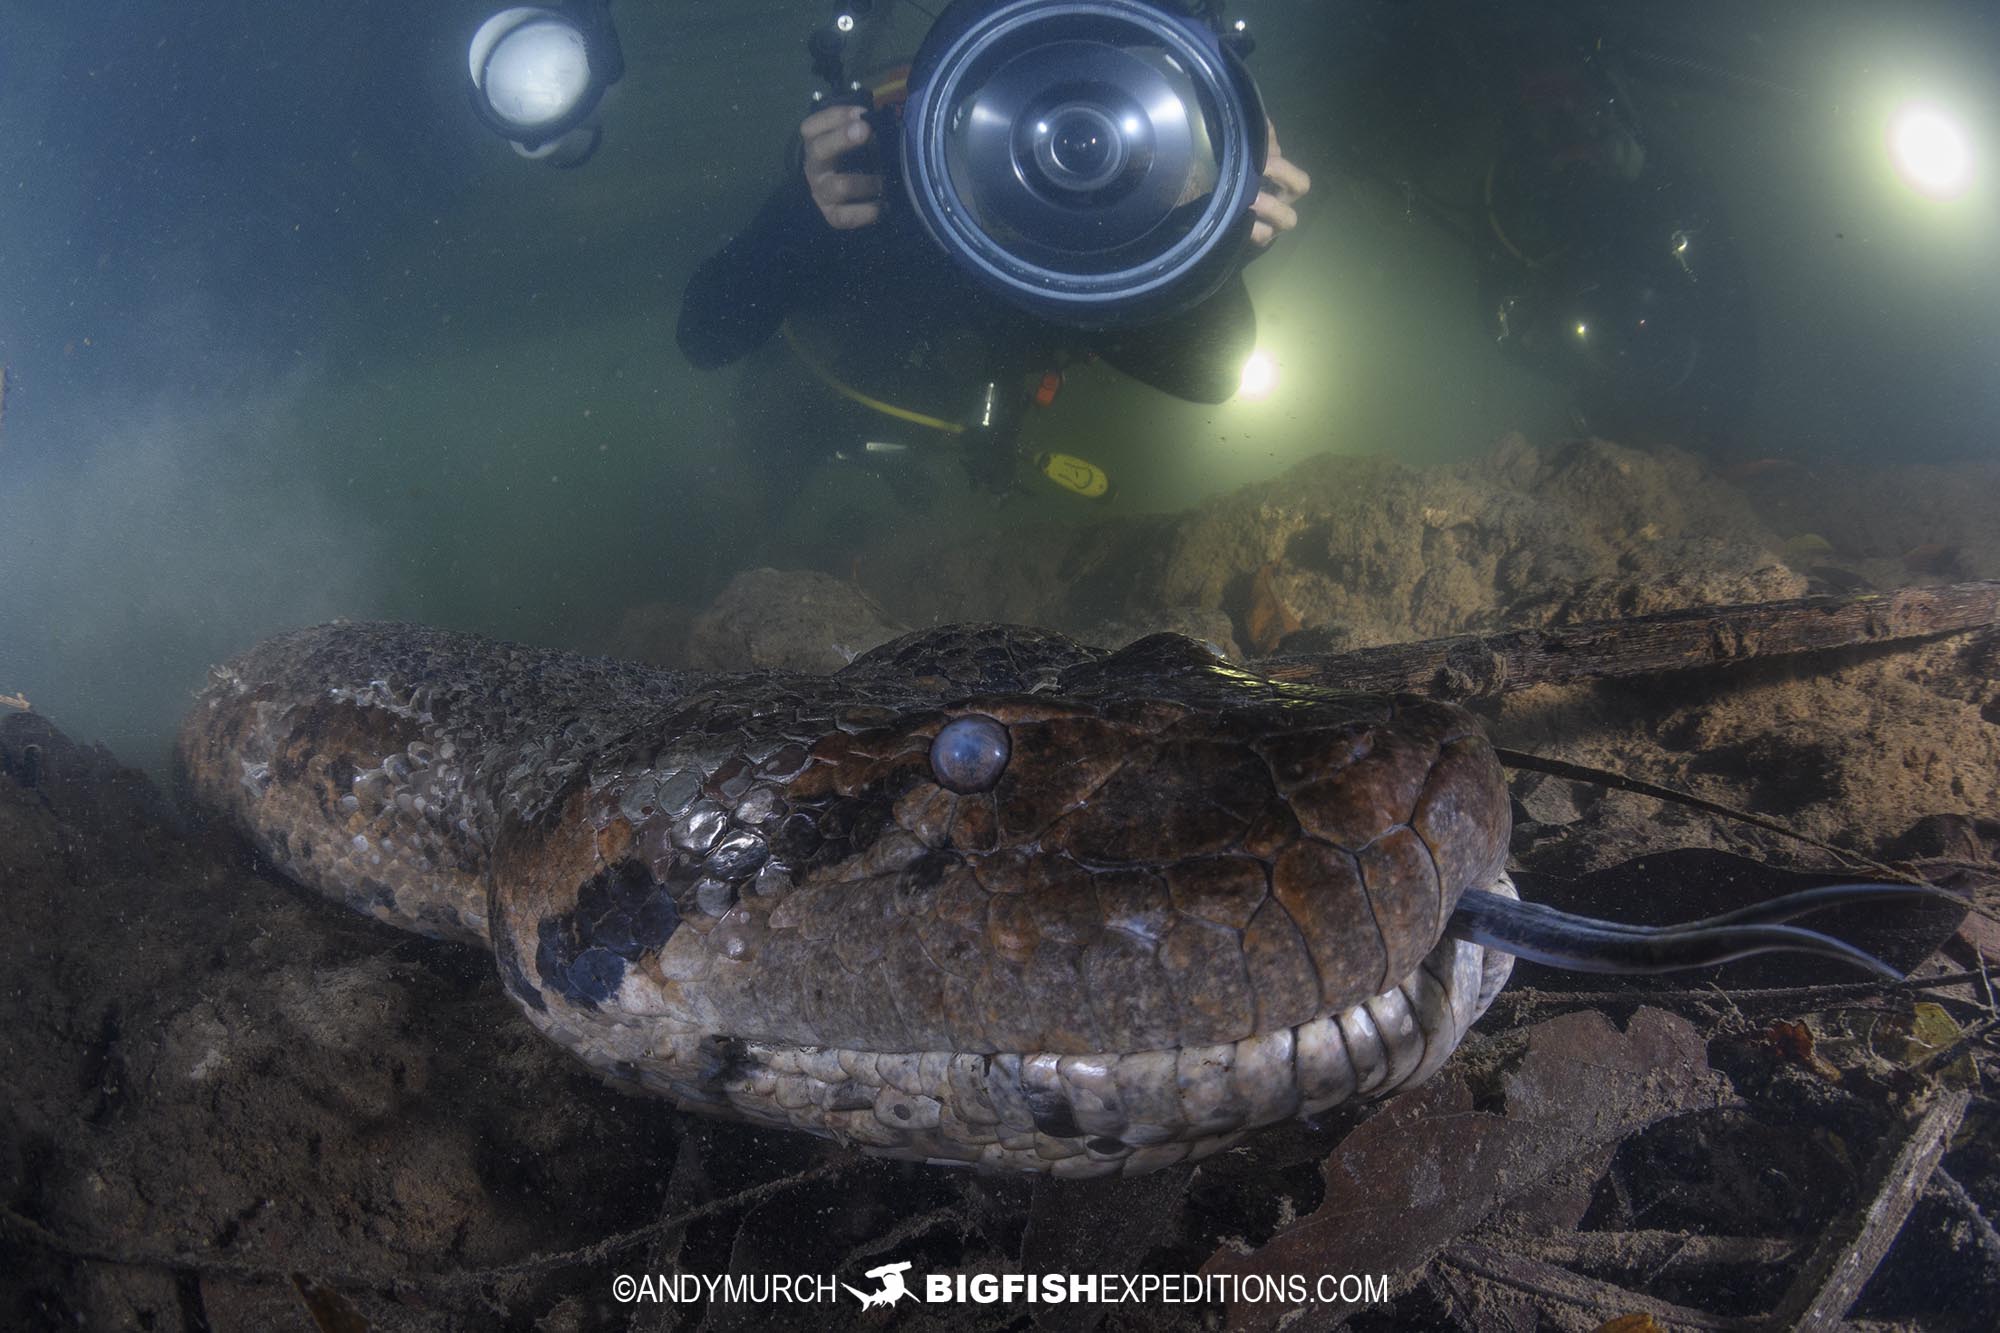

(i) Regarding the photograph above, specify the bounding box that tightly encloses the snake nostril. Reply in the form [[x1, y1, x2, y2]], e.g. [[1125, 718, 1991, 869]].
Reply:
[[929, 715, 1010, 794]]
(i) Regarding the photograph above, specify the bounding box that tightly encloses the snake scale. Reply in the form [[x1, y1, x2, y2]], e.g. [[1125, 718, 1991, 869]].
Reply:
[[176, 620, 1926, 1176]]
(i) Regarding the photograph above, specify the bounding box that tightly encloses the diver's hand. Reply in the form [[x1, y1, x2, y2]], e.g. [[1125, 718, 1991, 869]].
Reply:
[[1250, 120, 1310, 248], [802, 104, 885, 230]]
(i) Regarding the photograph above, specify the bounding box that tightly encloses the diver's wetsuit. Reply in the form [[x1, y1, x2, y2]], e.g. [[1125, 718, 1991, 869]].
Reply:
[[677, 167, 1257, 409]]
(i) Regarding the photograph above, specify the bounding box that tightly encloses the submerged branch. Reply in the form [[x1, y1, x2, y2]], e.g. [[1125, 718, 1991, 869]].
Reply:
[[1262, 580, 2000, 700]]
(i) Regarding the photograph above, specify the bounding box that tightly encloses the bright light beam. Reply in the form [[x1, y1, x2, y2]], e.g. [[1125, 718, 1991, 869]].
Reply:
[[1237, 349, 1277, 400], [1889, 102, 1974, 200]]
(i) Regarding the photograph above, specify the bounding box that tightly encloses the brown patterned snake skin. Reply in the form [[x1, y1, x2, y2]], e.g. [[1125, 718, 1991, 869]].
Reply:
[[178, 621, 1928, 1176]]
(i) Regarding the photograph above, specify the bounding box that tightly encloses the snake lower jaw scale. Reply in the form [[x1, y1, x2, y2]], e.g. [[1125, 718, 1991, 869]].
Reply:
[[521, 878, 1518, 1177]]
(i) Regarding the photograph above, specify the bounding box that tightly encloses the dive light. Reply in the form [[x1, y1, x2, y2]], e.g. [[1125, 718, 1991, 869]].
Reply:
[[468, 2, 625, 166]]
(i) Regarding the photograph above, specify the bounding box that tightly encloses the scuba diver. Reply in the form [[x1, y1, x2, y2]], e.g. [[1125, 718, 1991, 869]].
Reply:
[[675, 0, 1310, 512], [1479, 32, 1757, 448], [1311, 1, 1756, 451]]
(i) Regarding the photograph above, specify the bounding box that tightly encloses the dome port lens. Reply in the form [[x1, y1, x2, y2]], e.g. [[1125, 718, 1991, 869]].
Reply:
[[1033, 104, 1127, 191], [901, 0, 1265, 327]]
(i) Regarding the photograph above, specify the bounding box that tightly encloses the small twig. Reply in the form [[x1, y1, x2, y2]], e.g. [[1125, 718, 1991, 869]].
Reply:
[[1442, 1239, 1756, 1330], [1488, 971, 1991, 1016], [1764, 1088, 1971, 1331], [1263, 581, 2000, 699], [469, 1158, 854, 1282], [844, 1202, 969, 1268], [1497, 747, 1914, 881], [1504, 1229, 1797, 1275], [0, 1159, 852, 1302], [1930, 1167, 2000, 1277]]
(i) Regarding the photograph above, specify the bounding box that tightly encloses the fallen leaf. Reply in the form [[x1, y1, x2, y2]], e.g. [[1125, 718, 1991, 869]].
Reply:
[[1876, 1002, 1977, 1087], [1592, 1315, 1665, 1333], [1203, 1008, 1735, 1331], [1764, 1018, 1843, 1082], [1779, 533, 1834, 565]]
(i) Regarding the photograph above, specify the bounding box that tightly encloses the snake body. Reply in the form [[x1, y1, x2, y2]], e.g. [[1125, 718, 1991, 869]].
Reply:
[[175, 621, 1522, 1175]]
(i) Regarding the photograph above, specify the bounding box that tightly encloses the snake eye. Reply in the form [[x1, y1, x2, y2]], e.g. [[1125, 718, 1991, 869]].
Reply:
[[929, 715, 1010, 794]]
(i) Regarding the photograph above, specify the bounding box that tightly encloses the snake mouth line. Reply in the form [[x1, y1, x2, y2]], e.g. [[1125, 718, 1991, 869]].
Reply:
[[519, 876, 1522, 1177]]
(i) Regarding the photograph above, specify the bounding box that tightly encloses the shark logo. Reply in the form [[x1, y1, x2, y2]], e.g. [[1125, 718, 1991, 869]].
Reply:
[[843, 1260, 916, 1309]]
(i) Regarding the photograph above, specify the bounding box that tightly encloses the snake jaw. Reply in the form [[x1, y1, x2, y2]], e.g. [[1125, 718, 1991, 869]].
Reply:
[[183, 621, 1529, 1175], [488, 875, 1528, 1177]]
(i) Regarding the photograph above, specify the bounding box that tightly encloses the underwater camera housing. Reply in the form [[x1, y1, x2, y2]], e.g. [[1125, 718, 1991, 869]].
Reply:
[[842, 0, 1267, 328]]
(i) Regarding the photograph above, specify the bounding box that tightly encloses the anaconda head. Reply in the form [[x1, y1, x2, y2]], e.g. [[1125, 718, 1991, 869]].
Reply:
[[483, 628, 1512, 1172]]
